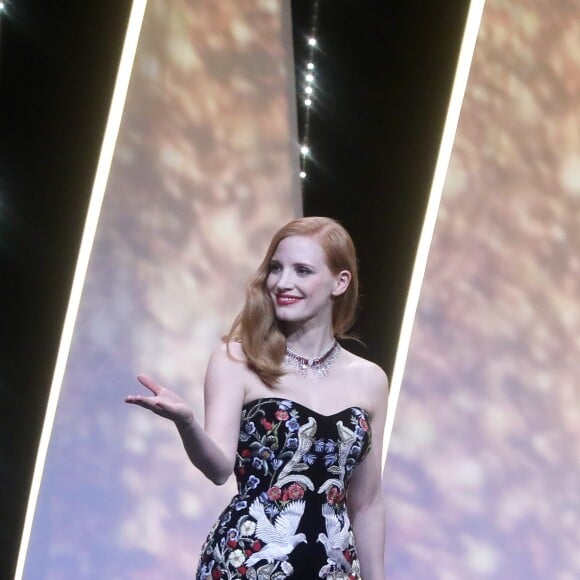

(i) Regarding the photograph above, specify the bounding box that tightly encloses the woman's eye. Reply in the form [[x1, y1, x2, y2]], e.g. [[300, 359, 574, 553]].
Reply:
[[296, 267, 312, 275], [269, 263, 281, 273]]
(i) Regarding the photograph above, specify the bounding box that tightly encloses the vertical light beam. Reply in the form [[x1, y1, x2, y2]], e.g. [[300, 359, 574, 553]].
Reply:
[[382, 0, 487, 469], [14, 2, 148, 577]]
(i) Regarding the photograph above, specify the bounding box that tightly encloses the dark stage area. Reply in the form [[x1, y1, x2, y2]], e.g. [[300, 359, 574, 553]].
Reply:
[[0, 1, 468, 576]]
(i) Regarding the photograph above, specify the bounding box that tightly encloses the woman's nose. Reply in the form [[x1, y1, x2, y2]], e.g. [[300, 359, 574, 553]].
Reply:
[[276, 268, 294, 290]]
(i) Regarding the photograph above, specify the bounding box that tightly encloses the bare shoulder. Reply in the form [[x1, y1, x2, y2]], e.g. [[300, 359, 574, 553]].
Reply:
[[205, 341, 251, 387], [204, 341, 249, 408], [341, 348, 388, 384], [209, 340, 247, 367], [340, 348, 389, 402]]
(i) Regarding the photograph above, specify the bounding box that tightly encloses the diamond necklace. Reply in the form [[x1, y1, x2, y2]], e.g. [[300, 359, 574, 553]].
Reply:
[[284, 340, 341, 378]]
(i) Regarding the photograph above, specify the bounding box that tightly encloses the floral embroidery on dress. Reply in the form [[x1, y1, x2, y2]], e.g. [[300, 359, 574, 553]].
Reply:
[[197, 398, 372, 580]]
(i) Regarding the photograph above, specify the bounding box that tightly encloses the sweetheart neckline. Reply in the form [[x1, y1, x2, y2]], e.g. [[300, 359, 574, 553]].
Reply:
[[241, 396, 371, 420]]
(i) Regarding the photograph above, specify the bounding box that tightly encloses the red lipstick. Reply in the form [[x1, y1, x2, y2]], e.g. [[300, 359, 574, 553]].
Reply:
[[276, 294, 302, 306]]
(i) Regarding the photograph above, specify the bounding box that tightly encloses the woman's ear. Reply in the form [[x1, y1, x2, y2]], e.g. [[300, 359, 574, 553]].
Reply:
[[332, 270, 352, 297]]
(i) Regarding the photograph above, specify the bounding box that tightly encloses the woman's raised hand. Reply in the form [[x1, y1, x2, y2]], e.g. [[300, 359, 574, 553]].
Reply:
[[125, 374, 194, 426]]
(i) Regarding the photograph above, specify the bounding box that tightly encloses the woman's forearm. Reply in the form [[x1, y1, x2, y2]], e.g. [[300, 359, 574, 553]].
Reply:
[[175, 417, 234, 485], [350, 494, 386, 579]]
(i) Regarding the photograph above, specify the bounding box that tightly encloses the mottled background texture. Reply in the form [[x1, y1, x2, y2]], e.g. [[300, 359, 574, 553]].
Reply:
[[385, 1, 580, 578]]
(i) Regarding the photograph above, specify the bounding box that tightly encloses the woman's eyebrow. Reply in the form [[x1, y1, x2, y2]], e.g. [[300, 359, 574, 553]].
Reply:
[[269, 259, 316, 269]]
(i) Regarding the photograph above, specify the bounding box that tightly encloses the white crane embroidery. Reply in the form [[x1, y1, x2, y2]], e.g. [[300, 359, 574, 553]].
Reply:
[[317, 503, 352, 572], [246, 498, 307, 567]]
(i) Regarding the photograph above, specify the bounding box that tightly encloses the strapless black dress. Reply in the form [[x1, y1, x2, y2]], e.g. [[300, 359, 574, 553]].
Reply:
[[196, 397, 372, 579]]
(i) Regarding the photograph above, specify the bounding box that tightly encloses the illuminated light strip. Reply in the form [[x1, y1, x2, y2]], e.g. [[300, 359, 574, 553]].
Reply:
[[14, 2, 148, 577], [381, 0, 487, 470], [298, 0, 320, 182]]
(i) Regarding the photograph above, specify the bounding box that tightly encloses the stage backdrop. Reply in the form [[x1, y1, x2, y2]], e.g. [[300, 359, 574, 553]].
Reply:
[[22, 1, 300, 578], [385, 0, 580, 578]]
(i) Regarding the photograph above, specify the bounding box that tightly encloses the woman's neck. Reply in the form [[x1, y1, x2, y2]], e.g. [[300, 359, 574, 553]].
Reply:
[[283, 323, 336, 358]]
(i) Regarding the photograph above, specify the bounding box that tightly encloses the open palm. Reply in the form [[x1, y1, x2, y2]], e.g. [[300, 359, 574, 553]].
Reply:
[[125, 374, 193, 426]]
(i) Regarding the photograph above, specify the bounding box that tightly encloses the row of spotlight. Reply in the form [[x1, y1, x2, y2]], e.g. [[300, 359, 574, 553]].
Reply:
[[299, 37, 318, 181]]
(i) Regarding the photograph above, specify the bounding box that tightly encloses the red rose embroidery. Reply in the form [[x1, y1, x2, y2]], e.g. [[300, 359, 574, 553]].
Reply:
[[227, 539, 237, 548], [359, 418, 370, 431], [238, 566, 247, 575], [260, 417, 273, 430], [275, 409, 289, 421], [286, 482, 305, 500], [326, 486, 344, 505], [252, 540, 262, 551], [211, 569, 221, 579], [241, 449, 251, 458], [267, 486, 282, 500]]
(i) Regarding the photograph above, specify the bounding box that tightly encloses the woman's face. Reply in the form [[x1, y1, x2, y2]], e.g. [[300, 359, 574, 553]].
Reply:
[[266, 235, 348, 326]]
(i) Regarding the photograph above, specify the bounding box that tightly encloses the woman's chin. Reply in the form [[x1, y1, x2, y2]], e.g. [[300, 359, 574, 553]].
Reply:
[[275, 312, 298, 322], [275, 313, 303, 327]]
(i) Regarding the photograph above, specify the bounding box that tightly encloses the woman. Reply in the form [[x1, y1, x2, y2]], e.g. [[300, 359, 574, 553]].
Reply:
[[126, 216, 388, 579]]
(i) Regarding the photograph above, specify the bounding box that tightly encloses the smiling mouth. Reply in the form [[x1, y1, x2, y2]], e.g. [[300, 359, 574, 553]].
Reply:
[[276, 295, 302, 306]]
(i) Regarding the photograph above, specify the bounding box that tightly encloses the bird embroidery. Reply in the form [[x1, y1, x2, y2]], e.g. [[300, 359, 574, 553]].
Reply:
[[246, 498, 307, 566], [317, 502, 352, 572], [327, 420, 356, 479], [277, 416, 317, 481]]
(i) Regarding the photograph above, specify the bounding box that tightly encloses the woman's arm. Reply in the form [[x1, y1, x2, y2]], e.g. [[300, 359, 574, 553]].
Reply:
[[348, 447, 386, 579], [347, 364, 389, 580], [125, 342, 246, 485]]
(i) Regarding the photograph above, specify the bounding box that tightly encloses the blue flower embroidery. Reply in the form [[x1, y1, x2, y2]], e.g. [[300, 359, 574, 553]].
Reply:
[[257, 445, 274, 459], [324, 440, 336, 453], [314, 439, 325, 452], [355, 425, 366, 440], [247, 475, 260, 489], [286, 418, 300, 432]]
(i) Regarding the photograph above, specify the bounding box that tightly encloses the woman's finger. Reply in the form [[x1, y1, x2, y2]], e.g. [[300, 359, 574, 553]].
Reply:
[[125, 394, 155, 408], [136, 374, 161, 395], [125, 392, 167, 409]]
